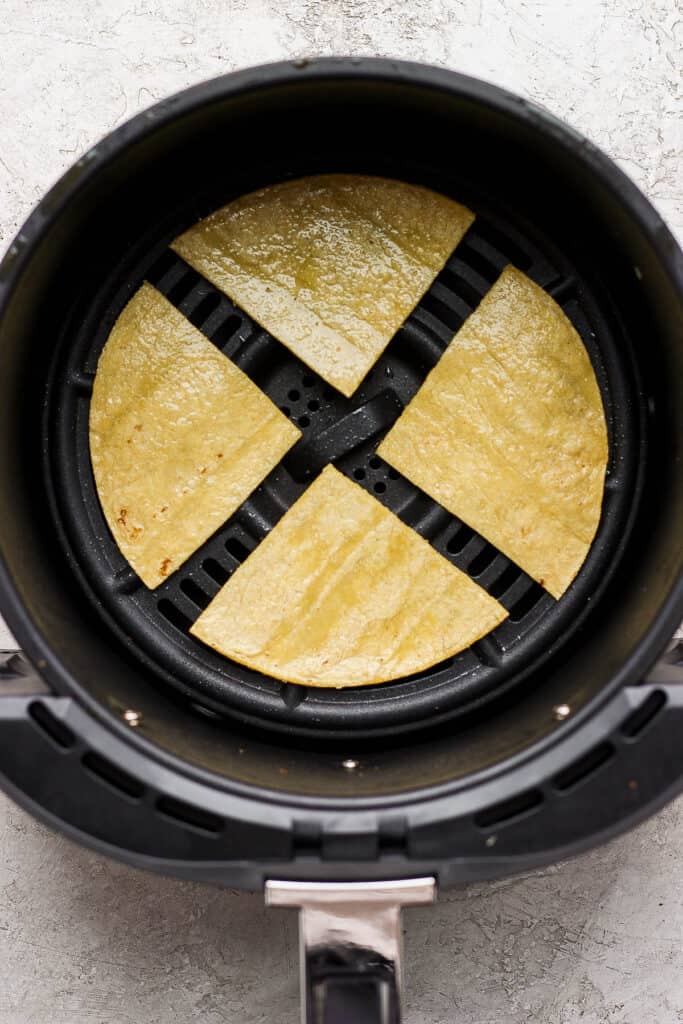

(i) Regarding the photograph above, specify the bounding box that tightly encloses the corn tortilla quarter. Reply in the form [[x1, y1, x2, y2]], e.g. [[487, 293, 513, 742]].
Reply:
[[89, 283, 300, 589], [172, 175, 474, 398], [378, 266, 608, 599], [190, 466, 506, 687]]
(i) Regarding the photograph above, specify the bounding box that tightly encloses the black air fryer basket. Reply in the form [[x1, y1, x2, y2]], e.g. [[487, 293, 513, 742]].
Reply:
[[0, 59, 682, 1023]]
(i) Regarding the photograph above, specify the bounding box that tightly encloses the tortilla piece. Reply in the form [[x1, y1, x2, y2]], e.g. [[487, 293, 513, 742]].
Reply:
[[378, 266, 608, 599], [172, 175, 474, 398], [90, 283, 300, 589], [191, 466, 506, 687]]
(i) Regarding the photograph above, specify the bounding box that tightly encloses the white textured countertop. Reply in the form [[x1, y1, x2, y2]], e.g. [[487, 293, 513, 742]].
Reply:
[[0, 2, 681, 1022]]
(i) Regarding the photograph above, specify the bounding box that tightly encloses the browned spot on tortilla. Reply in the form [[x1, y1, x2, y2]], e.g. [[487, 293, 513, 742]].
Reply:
[[159, 557, 171, 577], [117, 507, 142, 540]]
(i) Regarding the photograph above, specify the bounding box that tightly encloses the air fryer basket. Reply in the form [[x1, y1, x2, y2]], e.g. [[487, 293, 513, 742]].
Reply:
[[50, 177, 639, 739], [0, 58, 682, 895]]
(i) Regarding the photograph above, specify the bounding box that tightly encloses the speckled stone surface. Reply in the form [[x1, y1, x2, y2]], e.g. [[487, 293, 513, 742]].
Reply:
[[0, 2, 681, 1022]]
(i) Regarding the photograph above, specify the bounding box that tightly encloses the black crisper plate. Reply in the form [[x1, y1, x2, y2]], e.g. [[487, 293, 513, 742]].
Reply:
[[46, 184, 643, 739]]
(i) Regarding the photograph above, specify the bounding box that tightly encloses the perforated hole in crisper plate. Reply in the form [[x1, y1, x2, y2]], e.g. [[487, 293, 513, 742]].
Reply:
[[45, 194, 644, 739]]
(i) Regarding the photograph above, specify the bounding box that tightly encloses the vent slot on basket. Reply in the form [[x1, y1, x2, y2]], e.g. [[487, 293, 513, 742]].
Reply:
[[438, 264, 485, 309], [509, 582, 545, 622], [456, 242, 500, 283], [212, 314, 243, 348], [156, 795, 223, 835], [488, 563, 522, 599], [620, 690, 667, 738], [225, 537, 250, 562], [468, 542, 498, 577], [158, 598, 193, 633], [447, 523, 475, 554], [475, 787, 543, 829], [552, 741, 615, 792], [166, 271, 200, 307], [187, 292, 222, 328], [202, 557, 231, 586], [146, 248, 177, 284], [475, 222, 534, 271], [419, 290, 467, 332], [281, 683, 307, 709], [29, 701, 76, 749], [180, 578, 211, 609], [82, 751, 145, 800]]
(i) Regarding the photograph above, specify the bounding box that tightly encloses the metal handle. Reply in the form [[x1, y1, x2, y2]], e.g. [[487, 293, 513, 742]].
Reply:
[[306, 944, 399, 1024], [266, 878, 436, 1024]]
